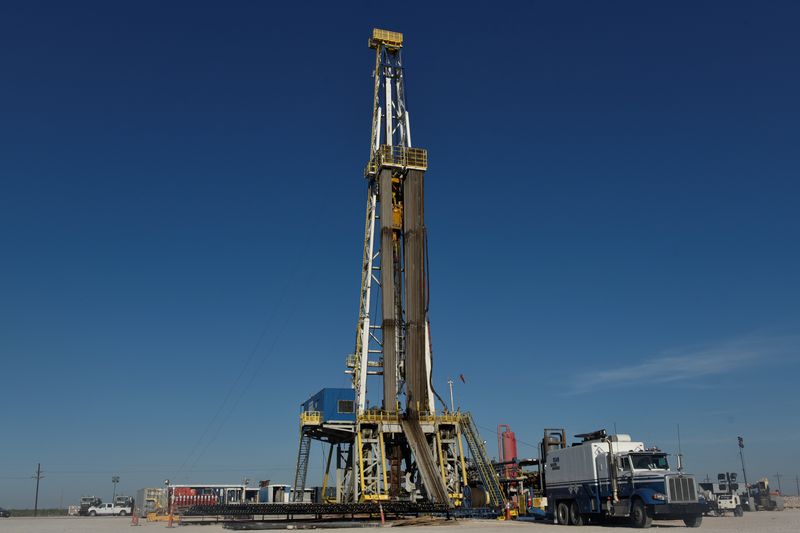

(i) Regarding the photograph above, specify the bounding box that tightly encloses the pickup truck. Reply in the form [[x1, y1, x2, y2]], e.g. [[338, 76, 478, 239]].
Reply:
[[87, 502, 132, 516]]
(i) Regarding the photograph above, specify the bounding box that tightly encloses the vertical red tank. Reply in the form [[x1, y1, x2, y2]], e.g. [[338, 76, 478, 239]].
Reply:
[[497, 424, 518, 478]]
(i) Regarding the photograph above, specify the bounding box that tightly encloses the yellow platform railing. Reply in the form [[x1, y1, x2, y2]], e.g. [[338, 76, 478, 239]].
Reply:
[[366, 145, 429, 175], [300, 411, 322, 426], [357, 411, 462, 424], [369, 29, 403, 49], [358, 411, 400, 423]]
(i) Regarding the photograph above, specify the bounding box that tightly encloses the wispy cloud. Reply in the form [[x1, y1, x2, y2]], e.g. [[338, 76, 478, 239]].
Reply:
[[569, 333, 797, 395]]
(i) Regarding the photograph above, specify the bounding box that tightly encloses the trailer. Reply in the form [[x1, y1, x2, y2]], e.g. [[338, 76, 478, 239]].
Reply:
[[537, 429, 705, 528]]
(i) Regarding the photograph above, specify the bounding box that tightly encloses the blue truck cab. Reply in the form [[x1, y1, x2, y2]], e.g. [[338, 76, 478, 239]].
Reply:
[[539, 429, 705, 528]]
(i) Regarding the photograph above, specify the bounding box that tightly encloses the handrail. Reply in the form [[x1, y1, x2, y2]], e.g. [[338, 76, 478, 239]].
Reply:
[[299, 411, 322, 426]]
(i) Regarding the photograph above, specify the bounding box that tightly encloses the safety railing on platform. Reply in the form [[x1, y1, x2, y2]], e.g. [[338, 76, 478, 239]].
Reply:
[[433, 413, 462, 424], [369, 29, 403, 49], [366, 145, 429, 175], [356, 411, 462, 425], [357, 411, 400, 423], [299, 411, 321, 426]]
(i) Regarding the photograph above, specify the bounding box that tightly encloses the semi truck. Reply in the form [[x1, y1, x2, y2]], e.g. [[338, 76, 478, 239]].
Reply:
[[536, 429, 705, 528], [78, 496, 102, 516]]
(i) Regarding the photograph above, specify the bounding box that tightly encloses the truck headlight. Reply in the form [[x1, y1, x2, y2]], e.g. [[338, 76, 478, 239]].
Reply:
[[652, 493, 666, 501]]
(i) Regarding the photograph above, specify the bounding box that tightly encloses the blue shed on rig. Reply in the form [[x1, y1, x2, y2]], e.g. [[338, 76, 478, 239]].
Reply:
[[301, 388, 356, 423]]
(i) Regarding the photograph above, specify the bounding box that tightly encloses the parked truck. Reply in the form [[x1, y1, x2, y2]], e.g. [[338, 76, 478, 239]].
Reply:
[[86, 502, 132, 516], [536, 429, 705, 528], [78, 496, 102, 516]]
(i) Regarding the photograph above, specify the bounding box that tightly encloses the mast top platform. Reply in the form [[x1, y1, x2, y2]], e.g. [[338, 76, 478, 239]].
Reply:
[[369, 29, 403, 50]]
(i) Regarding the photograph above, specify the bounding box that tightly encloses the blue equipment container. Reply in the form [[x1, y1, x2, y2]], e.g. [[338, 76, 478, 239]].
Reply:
[[302, 388, 356, 423]]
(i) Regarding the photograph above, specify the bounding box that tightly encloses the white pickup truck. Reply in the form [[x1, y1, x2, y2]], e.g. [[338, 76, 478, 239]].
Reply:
[[87, 502, 132, 516]]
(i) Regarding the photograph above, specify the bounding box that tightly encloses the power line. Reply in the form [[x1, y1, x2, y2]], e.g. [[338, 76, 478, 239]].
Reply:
[[175, 223, 316, 477], [173, 300, 286, 477], [0, 465, 298, 478], [188, 305, 297, 472]]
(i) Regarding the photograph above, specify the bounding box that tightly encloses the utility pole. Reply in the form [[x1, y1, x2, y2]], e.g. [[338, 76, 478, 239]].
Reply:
[[447, 379, 455, 411], [774, 472, 782, 494], [795, 475, 799, 496], [112, 475, 119, 502], [32, 463, 43, 517], [737, 436, 749, 489]]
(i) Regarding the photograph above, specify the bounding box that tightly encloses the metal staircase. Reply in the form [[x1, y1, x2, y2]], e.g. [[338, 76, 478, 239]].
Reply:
[[292, 432, 312, 501], [460, 412, 506, 508]]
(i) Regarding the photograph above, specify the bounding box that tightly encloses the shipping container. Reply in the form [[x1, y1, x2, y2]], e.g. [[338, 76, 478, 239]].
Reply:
[[301, 388, 356, 423]]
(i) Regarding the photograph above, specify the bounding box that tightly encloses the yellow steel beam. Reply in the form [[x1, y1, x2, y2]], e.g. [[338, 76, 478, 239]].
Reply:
[[379, 430, 389, 498], [356, 429, 366, 500]]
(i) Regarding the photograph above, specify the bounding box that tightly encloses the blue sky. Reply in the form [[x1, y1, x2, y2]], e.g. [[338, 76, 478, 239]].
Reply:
[[2, 1, 799, 508]]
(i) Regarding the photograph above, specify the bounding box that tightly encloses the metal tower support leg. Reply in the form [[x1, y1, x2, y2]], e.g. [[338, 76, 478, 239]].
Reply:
[[338, 443, 355, 503], [436, 421, 466, 507], [352, 184, 379, 414], [357, 423, 389, 501], [321, 444, 334, 503]]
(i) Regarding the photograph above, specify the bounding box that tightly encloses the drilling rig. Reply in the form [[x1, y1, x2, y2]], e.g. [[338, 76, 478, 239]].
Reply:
[[293, 29, 503, 510]]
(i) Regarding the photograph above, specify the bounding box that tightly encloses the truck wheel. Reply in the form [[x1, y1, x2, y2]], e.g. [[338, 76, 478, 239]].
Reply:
[[569, 501, 584, 526], [630, 500, 652, 529], [734, 506, 743, 517], [556, 501, 570, 525], [119, 510, 127, 516], [683, 515, 703, 528], [89, 511, 97, 516]]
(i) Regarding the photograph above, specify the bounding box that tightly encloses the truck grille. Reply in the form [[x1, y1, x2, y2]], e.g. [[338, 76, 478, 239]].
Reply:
[[667, 476, 697, 503]]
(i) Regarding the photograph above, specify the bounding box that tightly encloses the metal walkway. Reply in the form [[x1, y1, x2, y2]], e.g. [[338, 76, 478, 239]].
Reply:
[[460, 412, 506, 508]]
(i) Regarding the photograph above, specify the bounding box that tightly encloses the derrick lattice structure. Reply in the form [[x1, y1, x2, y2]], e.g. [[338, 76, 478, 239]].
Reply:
[[294, 29, 497, 510]]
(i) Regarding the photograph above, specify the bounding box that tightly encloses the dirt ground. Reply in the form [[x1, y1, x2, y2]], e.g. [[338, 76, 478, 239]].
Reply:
[[2, 511, 799, 532]]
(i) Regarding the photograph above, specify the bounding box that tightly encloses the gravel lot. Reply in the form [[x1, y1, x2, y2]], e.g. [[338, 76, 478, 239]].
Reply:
[[2, 512, 799, 532]]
